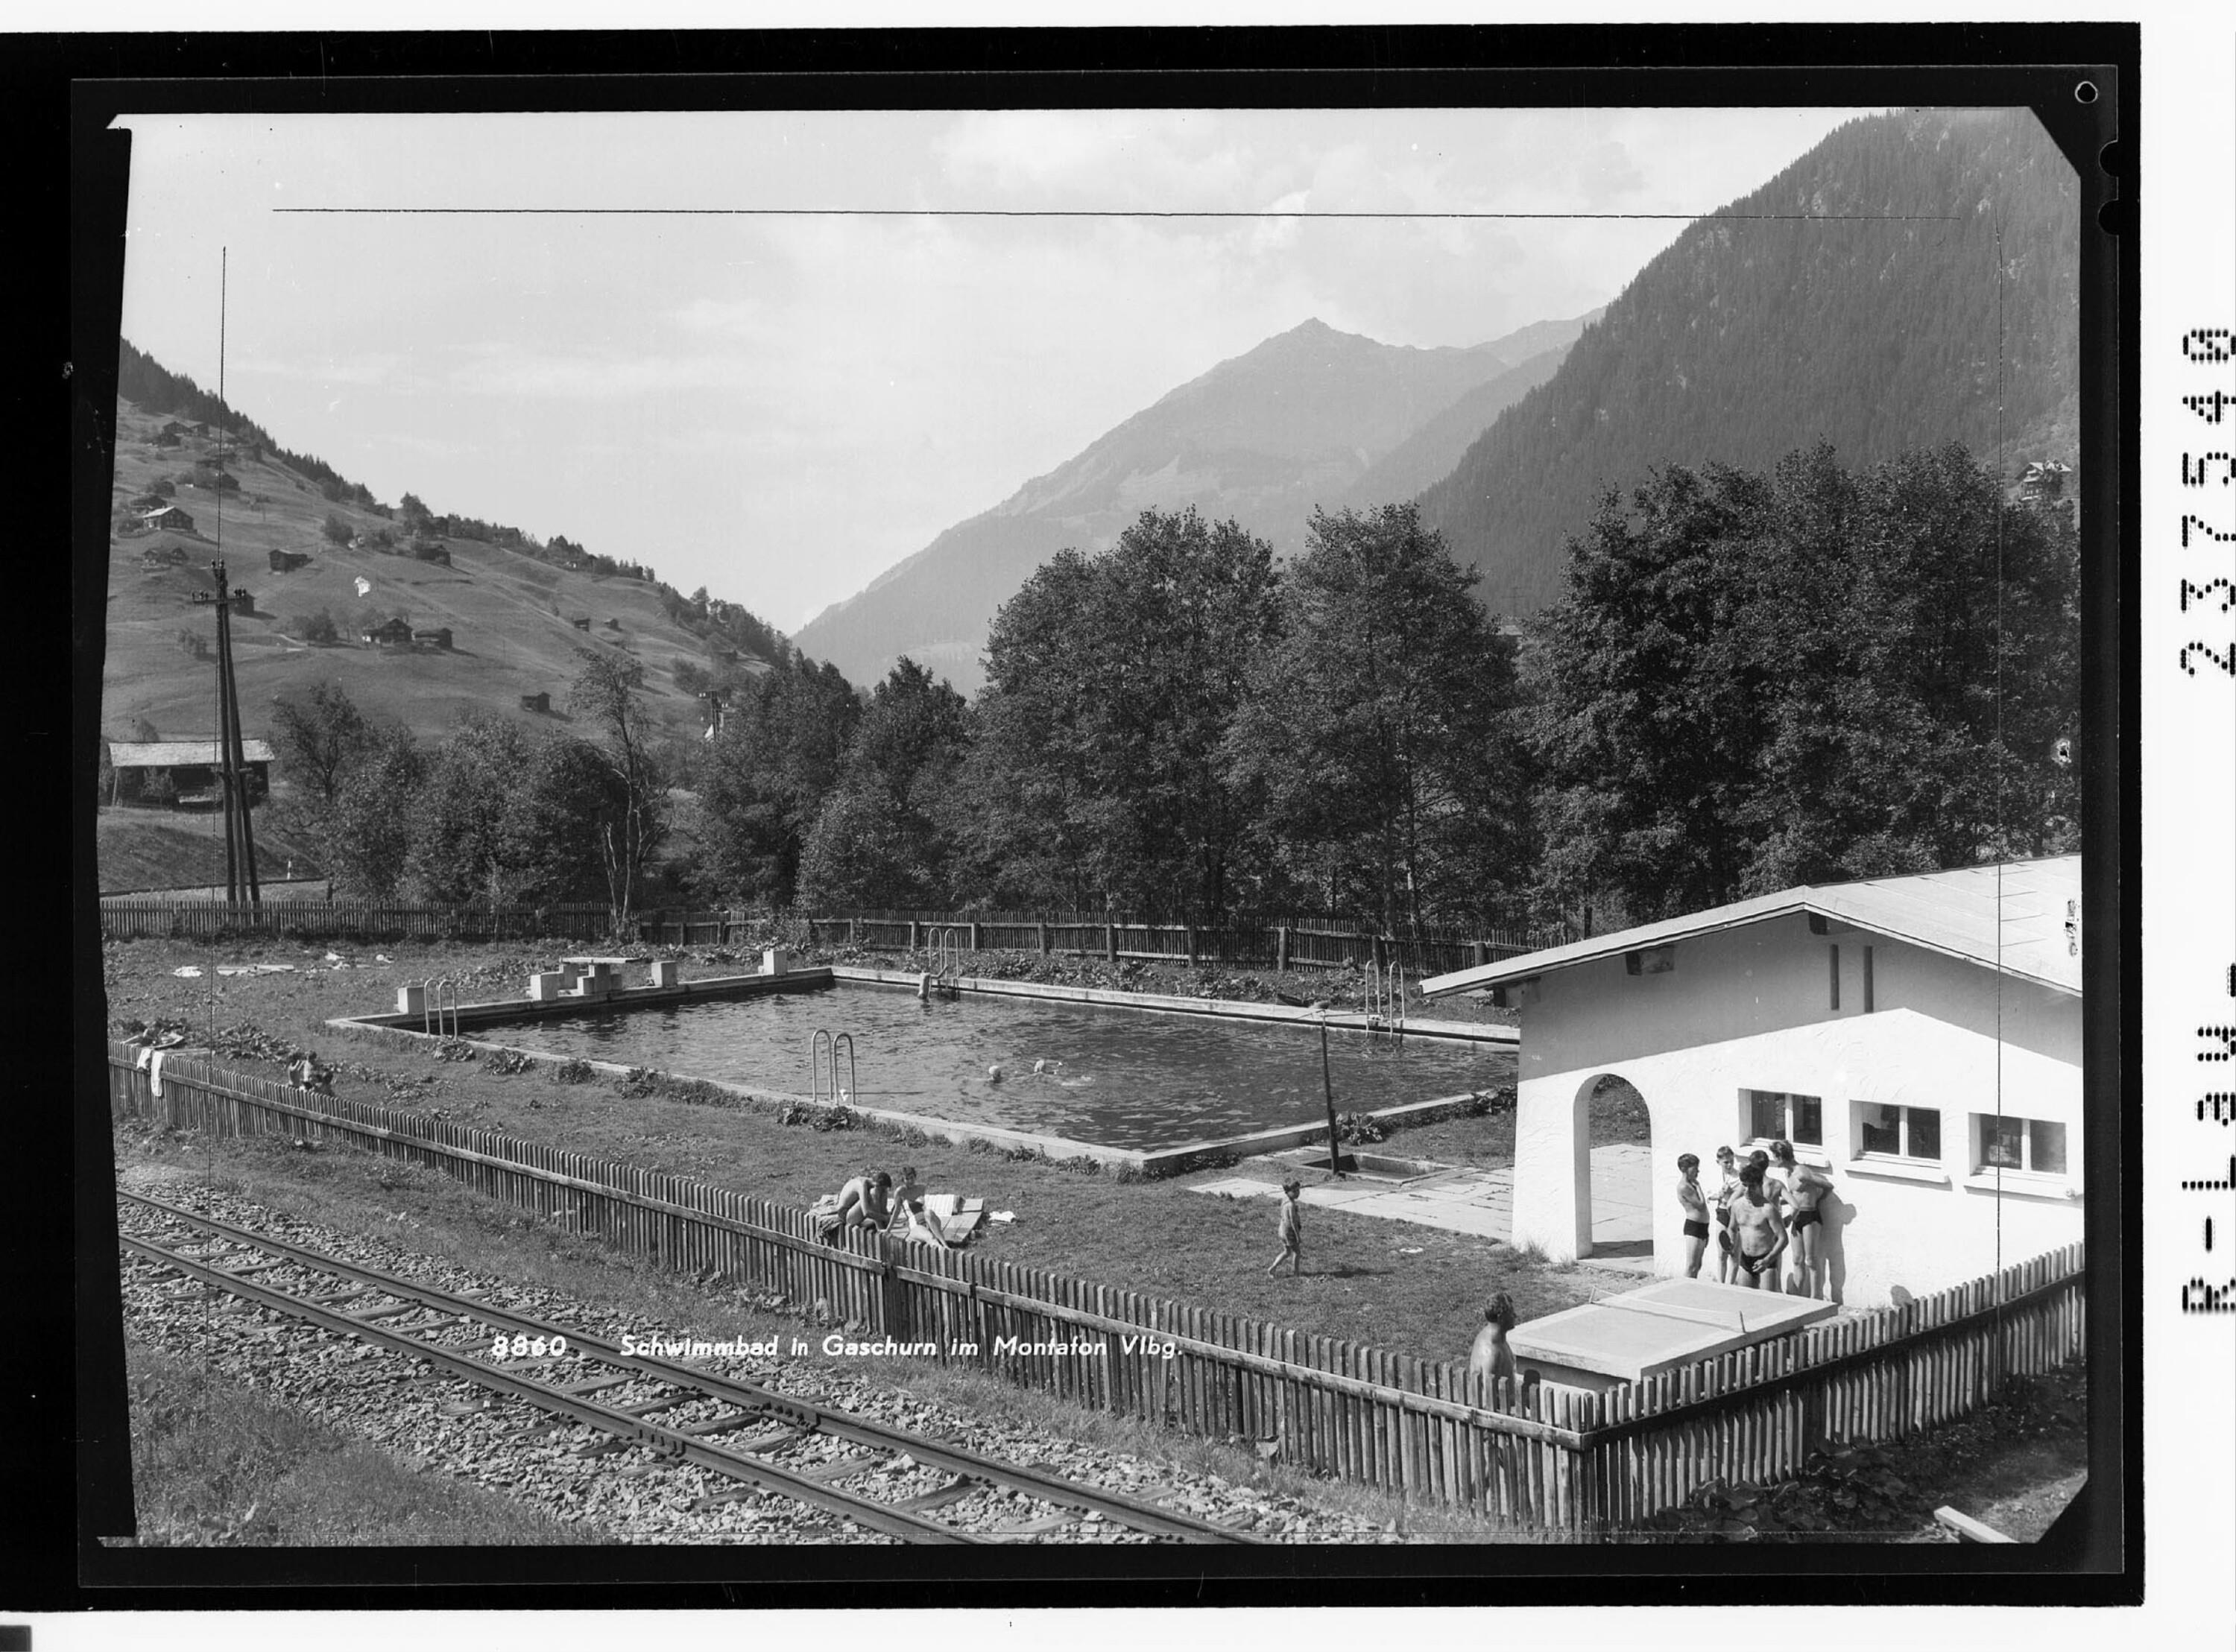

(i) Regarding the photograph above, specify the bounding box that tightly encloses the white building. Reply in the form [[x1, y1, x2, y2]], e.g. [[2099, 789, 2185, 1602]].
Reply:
[[1419, 857, 2082, 1308]]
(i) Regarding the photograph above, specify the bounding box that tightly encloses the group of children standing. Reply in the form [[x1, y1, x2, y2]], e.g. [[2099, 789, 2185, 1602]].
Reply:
[[1676, 1141, 1833, 1297]]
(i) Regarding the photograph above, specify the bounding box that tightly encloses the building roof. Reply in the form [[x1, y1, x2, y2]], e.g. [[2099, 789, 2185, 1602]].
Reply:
[[1418, 855, 2082, 1000], [107, 739, 277, 768]]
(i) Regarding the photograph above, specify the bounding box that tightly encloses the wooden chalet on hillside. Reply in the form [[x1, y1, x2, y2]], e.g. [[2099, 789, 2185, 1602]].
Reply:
[[362, 617, 414, 648], [106, 738, 274, 807], [519, 692, 551, 714], [412, 627, 454, 651], [141, 504, 195, 534], [268, 548, 312, 573]]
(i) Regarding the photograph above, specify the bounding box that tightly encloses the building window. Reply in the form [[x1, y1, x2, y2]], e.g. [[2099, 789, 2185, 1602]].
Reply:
[[1744, 1089, 1822, 1148], [1975, 1115, 2068, 1177], [1856, 1101, 1941, 1162]]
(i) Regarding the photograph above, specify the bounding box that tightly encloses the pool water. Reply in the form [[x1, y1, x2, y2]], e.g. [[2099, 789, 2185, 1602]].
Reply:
[[481, 984, 1512, 1151]]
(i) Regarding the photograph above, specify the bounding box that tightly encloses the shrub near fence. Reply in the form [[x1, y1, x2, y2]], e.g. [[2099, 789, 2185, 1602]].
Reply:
[[107, 1043, 2086, 1534]]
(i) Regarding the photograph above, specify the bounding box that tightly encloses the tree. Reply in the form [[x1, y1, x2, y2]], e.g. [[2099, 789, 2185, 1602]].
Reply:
[[405, 717, 604, 910], [1527, 461, 1779, 925], [269, 680, 373, 808], [321, 723, 423, 899], [1225, 504, 1532, 932], [398, 492, 432, 530], [565, 648, 669, 929], [798, 658, 971, 909], [698, 654, 862, 905], [321, 513, 352, 547], [964, 508, 1280, 913], [1528, 442, 2081, 926]]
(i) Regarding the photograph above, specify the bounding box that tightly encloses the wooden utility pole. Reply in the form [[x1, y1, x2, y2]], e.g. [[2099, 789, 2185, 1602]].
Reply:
[[1318, 1007, 1342, 1177], [210, 556, 261, 908], [209, 249, 259, 908]]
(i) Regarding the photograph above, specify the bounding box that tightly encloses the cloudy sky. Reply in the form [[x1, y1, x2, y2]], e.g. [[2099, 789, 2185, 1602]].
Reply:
[[114, 107, 1875, 634]]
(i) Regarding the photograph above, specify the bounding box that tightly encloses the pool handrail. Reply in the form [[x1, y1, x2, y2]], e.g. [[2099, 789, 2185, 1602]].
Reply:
[[809, 1028, 860, 1106], [423, 975, 461, 1039]]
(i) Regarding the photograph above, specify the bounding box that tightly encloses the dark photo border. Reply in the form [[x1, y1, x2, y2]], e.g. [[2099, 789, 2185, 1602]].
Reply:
[[43, 20, 2137, 1613]]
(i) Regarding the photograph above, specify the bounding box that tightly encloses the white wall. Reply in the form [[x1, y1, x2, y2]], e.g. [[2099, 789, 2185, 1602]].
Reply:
[[1510, 914, 2083, 1307]]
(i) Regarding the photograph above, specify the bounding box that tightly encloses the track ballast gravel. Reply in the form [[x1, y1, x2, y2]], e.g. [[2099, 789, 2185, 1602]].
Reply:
[[117, 1174, 1392, 1545]]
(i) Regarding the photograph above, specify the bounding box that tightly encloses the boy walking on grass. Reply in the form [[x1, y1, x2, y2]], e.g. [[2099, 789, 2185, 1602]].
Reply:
[[1267, 1177, 1304, 1276]]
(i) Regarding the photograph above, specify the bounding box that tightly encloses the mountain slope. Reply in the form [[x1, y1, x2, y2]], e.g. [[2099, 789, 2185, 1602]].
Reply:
[[792, 312, 1595, 696], [1417, 108, 2079, 615], [101, 393, 780, 754]]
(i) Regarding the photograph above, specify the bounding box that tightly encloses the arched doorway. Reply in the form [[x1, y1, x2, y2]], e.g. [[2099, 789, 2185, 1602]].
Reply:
[[1573, 1072, 1656, 1265]]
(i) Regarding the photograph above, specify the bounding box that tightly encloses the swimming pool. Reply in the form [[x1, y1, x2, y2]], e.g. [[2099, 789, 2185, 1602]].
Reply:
[[473, 981, 1512, 1151]]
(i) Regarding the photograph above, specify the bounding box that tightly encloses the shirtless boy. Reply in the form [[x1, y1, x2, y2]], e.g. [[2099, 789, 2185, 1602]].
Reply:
[[1769, 1139, 1833, 1297], [1726, 1162, 1789, 1291], [1711, 1147, 1742, 1282], [1267, 1177, 1304, 1276], [1468, 1293, 1520, 1390], [1676, 1153, 1710, 1279]]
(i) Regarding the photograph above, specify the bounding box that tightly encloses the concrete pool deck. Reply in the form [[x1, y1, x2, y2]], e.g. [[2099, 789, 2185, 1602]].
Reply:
[[1192, 1141, 1659, 1272]]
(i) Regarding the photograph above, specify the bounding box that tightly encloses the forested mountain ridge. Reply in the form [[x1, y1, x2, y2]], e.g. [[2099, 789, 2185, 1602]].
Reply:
[[1417, 107, 2079, 616], [791, 311, 1597, 697]]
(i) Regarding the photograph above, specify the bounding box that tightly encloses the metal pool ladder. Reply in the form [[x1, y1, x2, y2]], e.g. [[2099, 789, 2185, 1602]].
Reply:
[[927, 925, 964, 998], [1366, 960, 1407, 1035], [809, 1028, 859, 1106], [423, 976, 461, 1038]]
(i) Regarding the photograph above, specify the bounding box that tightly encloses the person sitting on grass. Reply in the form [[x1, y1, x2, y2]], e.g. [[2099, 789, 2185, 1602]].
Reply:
[[1727, 1162, 1789, 1291], [1266, 1177, 1304, 1276], [1468, 1293, 1520, 1393], [833, 1170, 891, 1236], [885, 1165, 926, 1230], [1676, 1153, 1711, 1279], [898, 1197, 953, 1253]]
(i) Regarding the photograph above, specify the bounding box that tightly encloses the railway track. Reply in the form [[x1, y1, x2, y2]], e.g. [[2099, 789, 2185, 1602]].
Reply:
[[119, 1190, 1265, 1545]]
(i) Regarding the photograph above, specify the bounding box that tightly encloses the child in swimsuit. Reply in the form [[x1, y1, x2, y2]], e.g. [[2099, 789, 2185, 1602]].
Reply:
[[1711, 1147, 1740, 1282], [1769, 1139, 1832, 1297], [1676, 1153, 1710, 1279]]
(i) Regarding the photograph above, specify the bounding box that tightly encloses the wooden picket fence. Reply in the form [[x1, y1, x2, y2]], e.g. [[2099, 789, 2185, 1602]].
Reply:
[[805, 913, 1533, 978], [108, 1042, 2085, 1534], [105, 899, 768, 949]]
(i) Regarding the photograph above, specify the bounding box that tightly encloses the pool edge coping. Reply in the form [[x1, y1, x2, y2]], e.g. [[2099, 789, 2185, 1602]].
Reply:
[[325, 963, 1513, 1174]]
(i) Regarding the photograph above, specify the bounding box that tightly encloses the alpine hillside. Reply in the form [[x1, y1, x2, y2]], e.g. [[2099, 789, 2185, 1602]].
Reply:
[[791, 311, 1597, 697], [1418, 107, 2080, 615]]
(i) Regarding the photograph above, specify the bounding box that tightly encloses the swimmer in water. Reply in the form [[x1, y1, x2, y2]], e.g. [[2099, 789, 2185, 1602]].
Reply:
[[987, 1064, 1004, 1083]]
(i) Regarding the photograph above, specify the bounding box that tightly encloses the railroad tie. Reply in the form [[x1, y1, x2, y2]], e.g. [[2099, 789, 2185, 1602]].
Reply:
[[350, 1301, 430, 1323], [679, 1412, 774, 1440], [793, 1453, 879, 1484], [987, 1513, 1073, 1539], [618, 1393, 701, 1420], [892, 1478, 978, 1514]]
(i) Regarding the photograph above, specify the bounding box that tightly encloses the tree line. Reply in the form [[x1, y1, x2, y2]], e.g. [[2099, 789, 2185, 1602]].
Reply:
[[273, 440, 2077, 940]]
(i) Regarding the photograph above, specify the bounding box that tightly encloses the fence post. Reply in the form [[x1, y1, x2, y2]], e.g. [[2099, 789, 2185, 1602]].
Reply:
[[969, 921, 980, 954], [1105, 921, 1117, 963], [1038, 921, 1049, 958], [1473, 940, 1487, 969], [1276, 925, 1289, 972], [1184, 926, 1196, 967], [909, 920, 919, 952]]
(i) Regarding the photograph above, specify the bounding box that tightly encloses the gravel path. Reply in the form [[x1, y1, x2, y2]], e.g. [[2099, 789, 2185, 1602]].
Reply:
[[117, 1172, 1391, 1545]]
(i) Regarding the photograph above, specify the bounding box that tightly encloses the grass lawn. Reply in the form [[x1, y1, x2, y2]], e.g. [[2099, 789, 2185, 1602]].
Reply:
[[101, 937, 1610, 1367]]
